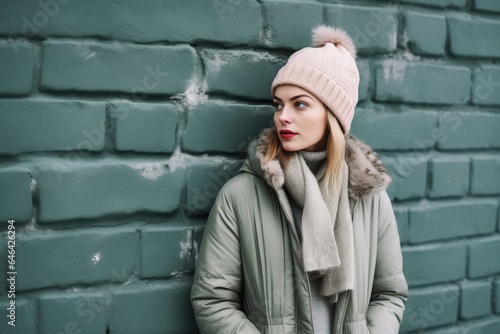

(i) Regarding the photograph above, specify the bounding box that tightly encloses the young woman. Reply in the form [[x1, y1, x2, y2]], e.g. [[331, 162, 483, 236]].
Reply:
[[191, 26, 408, 334]]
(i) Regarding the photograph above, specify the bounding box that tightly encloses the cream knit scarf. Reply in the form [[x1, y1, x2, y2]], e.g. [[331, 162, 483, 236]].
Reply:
[[283, 153, 354, 303]]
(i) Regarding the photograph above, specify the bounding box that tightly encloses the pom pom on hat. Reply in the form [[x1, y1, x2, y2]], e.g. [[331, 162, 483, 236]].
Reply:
[[312, 25, 357, 59]]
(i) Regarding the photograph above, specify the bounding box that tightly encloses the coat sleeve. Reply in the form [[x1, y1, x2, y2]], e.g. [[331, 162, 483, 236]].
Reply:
[[191, 186, 260, 334], [366, 191, 408, 334]]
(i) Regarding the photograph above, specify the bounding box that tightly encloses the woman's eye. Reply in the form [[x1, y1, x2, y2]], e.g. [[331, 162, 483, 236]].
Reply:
[[295, 101, 307, 109], [273, 102, 283, 110]]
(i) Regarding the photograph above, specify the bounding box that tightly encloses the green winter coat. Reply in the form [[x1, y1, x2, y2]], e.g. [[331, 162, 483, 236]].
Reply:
[[191, 129, 408, 334]]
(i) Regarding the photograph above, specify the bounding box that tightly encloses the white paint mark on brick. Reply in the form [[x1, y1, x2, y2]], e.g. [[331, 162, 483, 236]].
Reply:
[[401, 30, 408, 47], [27, 176, 38, 231], [390, 31, 398, 50], [204, 53, 227, 73], [131, 163, 166, 180], [401, 51, 420, 62], [166, 149, 185, 171], [172, 76, 208, 108], [383, 60, 407, 84], [30, 176, 37, 193], [92, 252, 101, 264], [185, 77, 208, 107], [193, 239, 199, 261], [180, 229, 193, 259], [249, 51, 280, 63], [261, 28, 273, 47]]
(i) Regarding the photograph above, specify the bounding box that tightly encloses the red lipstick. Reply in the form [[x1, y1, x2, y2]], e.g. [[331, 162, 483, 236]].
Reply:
[[279, 129, 297, 139]]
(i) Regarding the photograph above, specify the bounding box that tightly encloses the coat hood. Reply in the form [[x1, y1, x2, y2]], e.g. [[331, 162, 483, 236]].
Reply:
[[241, 128, 392, 200]]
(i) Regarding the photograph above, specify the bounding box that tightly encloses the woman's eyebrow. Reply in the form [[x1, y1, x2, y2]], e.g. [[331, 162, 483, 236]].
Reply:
[[273, 94, 313, 101], [290, 94, 312, 101]]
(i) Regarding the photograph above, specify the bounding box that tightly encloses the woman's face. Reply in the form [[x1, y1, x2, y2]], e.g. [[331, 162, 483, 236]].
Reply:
[[273, 85, 328, 152]]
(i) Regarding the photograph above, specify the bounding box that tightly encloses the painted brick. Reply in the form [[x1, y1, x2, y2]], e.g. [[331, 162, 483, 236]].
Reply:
[[461, 318, 500, 334], [471, 318, 500, 333], [429, 158, 470, 198], [473, 66, 500, 106], [351, 109, 437, 150], [357, 60, 370, 102], [110, 102, 179, 153], [16, 228, 137, 291], [384, 157, 427, 201], [0, 238, 6, 295], [495, 279, 500, 314], [264, 1, 322, 49], [0, 99, 105, 155], [424, 318, 500, 333], [0, 41, 34, 95], [437, 113, 500, 150], [469, 237, 500, 278], [183, 101, 273, 153], [403, 243, 466, 287], [0, 170, 32, 223], [0, 298, 36, 333], [202, 50, 286, 100], [375, 61, 471, 104], [140, 225, 197, 278], [398, 0, 466, 7], [394, 207, 410, 244], [41, 41, 196, 94], [460, 281, 492, 319], [37, 162, 184, 222], [473, 0, 500, 13], [409, 201, 497, 244], [405, 12, 446, 55], [420, 326, 457, 334], [0, 0, 262, 46], [110, 279, 197, 334], [449, 16, 500, 58], [185, 158, 242, 215], [471, 157, 500, 195], [401, 284, 460, 332], [38, 291, 110, 334], [325, 4, 398, 53]]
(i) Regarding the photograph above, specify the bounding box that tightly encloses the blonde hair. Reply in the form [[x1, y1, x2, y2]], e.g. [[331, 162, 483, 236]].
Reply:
[[325, 112, 345, 189], [263, 111, 346, 191]]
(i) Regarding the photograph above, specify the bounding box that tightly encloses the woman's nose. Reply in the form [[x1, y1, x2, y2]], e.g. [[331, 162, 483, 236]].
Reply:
[[278, 106, 292, 124]]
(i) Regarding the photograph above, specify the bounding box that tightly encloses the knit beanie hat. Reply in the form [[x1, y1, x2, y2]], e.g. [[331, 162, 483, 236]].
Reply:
[[271, 26, 360, 134]]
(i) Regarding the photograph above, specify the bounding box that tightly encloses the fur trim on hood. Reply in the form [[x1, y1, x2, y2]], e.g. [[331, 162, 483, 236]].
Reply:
[[244, 128, 392, 200]]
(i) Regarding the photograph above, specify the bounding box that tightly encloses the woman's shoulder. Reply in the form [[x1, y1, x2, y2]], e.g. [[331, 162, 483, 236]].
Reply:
[[209, 171, 277, 226], [216, 170, 270, 204], [357, 190, 393, 211], [355, 190, 396, 232]]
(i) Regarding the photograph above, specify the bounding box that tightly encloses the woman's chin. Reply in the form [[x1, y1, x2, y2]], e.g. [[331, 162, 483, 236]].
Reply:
[[280, 141, 303, 152]]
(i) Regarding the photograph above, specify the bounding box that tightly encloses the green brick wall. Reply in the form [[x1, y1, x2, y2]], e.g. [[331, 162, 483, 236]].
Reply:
[[0, 0, 499, 333]]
